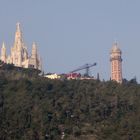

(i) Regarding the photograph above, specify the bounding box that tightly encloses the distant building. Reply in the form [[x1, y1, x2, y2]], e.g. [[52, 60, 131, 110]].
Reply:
[[45, 73, 61, 79], [110, 42, 122, 83], [0, 23, 41, 70], [66, 73, 81, 80], [66, 73, 95, 80]]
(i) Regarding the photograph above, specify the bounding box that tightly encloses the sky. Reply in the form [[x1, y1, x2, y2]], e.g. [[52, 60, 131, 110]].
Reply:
[[0, 0, 140, 81]]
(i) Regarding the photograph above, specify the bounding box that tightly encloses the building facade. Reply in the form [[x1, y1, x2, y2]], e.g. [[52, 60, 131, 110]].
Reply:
[[45, 73, 61, 79], [0, 23, 41, 70], [110, 42, 122, 83]]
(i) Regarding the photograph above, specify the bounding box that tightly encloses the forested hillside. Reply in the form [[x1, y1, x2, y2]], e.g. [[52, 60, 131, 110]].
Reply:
[[0, 64, 140, 140]]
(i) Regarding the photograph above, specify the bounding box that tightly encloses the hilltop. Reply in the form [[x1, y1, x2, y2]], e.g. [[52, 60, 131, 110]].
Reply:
[[0, 64, 140, 140]]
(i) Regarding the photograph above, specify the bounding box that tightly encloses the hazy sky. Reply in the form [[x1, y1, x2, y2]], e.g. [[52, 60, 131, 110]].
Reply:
[[0, 0, 140, 81]]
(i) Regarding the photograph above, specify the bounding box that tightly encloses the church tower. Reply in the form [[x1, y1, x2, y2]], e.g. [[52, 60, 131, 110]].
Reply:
[[31, 42, 37, 60], [110, 42, 122, 83], [11, 22, 28, 67], [29, 42, 39, 69], [1, 42, 7, 63]]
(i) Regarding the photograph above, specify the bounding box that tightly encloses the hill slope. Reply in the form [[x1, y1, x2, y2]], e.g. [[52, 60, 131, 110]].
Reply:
[[0, 65, 140, 140]]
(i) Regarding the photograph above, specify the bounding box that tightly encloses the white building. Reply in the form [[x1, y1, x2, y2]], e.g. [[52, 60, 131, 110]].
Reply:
[[45, 73, 61, 79]]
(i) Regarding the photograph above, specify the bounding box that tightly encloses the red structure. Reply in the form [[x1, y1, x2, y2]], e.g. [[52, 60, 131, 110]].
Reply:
[[66, 73, 81, 79]]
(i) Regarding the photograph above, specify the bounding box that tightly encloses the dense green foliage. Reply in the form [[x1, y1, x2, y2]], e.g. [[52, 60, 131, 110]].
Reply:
[[0, 64, 140, 140]]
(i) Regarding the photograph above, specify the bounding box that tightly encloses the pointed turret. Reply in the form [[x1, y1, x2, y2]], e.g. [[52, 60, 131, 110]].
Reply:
[[14, 22, 24, 51], [1, 42, 7, 63], [11, 22, 25, 66], [38, 55, 42, 71], [37, 52, 42, 71], [31, 42, 37, 59], [28, 42, 41, 69], [16, 22, 21, 32]]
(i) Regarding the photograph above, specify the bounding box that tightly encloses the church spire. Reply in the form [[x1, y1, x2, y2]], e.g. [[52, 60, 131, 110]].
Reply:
[[31, 42, 37, 59], [16, 22, 21, 32], [30, 42, 41, 69], [14, 22, 24, 49], [1, 42, 7, 63], [2, 42, 6, 49], [11, 22, 25, 66]]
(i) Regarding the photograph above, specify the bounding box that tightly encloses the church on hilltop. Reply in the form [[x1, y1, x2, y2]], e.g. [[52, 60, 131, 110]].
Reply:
[[0, 23, 41, 70]]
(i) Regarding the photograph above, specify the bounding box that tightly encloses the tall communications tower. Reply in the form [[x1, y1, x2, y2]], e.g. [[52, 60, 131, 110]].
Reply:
[[110, 42, 122, 83]]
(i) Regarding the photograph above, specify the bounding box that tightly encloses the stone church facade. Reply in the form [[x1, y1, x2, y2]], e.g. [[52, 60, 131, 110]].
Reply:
[[0, 23, 41, 70]]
